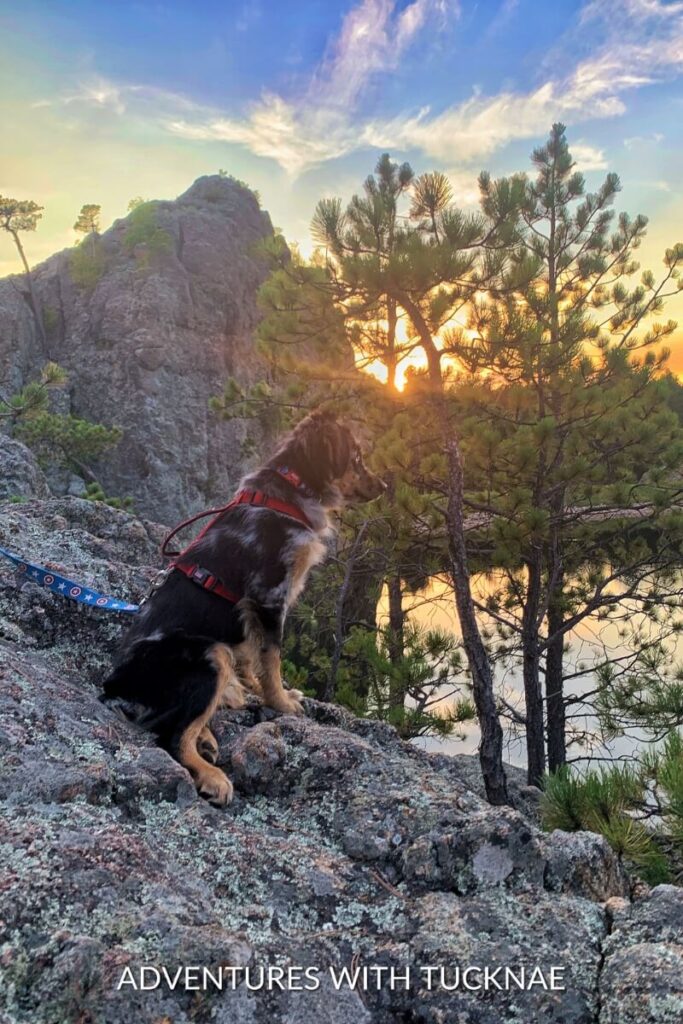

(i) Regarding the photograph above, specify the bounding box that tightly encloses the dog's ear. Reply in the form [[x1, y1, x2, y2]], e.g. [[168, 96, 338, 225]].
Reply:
[[309, 408, 337, 426], [324, 419, 352, 478], [297, 413, 350, 480]]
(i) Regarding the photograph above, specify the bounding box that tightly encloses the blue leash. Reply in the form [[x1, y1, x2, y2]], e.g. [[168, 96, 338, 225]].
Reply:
[[0, 545, 139, 614]]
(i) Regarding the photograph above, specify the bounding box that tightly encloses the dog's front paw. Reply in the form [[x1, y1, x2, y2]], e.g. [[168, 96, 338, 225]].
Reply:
[[197, 727, 219, 765], [195, 764, 233, 807], [270, 692, 305, 716]]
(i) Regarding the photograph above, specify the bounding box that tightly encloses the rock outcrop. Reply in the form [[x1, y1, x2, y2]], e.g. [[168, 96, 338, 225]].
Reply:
[[0, 437, 50, 502], [1, 496, 681, 1023], [0, 176, 274, 522]]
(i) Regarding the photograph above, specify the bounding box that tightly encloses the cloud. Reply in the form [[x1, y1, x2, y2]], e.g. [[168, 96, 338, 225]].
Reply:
[[360, 79, 623, 165], [167, 94, 356, 175], [33, 78, 132, 115], [33, 76, 201, 119], [166, 0, 683, 174], [580, 0, 683, 24], [35, 0, 683, 177], [571, 143, 608, 171], [441, 167, 481, 207], [313, 0, 451, 108], [624, 132, 665, 148], [368, 0, 683, 165]]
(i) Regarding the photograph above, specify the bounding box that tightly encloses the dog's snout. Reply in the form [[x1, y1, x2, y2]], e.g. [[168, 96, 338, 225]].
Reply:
[[359, 469, 386, 501]]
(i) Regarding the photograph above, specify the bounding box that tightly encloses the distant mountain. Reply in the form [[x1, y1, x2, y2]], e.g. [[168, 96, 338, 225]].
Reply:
[[0, 176, 274, 522]]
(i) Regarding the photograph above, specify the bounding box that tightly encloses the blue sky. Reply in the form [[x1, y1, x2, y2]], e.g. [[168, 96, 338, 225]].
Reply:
[[1, 0, 682, 357]]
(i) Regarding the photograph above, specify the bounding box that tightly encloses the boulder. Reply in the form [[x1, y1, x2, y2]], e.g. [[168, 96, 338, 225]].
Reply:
[[0, 436, 50, 501], [545, 829, 630, 902], [598, 886, 683, 1023], [1, 497, 681, 1024]]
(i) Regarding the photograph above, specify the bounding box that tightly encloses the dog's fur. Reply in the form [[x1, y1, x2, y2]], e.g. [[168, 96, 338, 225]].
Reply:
[[102, 410, 385, 805]]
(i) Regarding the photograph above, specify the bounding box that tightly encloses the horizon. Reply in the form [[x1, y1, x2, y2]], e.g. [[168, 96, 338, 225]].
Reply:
[[2, 0, 682, 369]]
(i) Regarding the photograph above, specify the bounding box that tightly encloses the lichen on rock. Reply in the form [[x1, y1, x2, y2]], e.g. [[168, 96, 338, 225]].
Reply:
[[0, 496, 680, 1023]]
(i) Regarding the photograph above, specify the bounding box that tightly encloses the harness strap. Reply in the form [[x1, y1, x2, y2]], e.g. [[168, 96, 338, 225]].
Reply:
[[172, 563, 240, 604], [160, 486, 314, 559], [160, 502, 236, 559], [233, 488, 314, 529], [160, 477, 317, 606]]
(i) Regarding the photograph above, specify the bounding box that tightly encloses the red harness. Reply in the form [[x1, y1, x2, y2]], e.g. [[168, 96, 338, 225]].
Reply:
[[160, 471, 315, 605]]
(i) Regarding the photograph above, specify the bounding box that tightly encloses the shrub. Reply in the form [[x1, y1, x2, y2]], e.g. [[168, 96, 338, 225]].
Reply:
[[69, 239, 108, 290], [541, 756, 680, 885], [82, 481, 133, 510], [15, 412, 122, 471], [123, 202, 172, 266]]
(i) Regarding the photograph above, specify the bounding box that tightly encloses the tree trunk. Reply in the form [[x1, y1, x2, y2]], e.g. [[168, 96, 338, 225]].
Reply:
[[521, 553, 546, 787], [11, 229, 46, 348], [341, 546, 384, 641], [325, 521, 371, 702], [386, 297, 398, 393], [445, 437, 509, 805], [387, 573, 405, 712], [546, 573, 566, 771], [544, 153, 566, 775]]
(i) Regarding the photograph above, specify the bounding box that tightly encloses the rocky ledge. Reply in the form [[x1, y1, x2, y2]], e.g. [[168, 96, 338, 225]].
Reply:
[[1, 491, 682, 1024]]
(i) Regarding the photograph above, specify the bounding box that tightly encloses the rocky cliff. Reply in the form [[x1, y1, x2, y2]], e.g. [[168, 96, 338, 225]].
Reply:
[[0, 176, 273, 522], [1, 448, 681, 1023]]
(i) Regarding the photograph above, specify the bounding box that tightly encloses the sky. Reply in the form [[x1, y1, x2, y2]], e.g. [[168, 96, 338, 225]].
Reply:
[[1, 0, 682, 366]]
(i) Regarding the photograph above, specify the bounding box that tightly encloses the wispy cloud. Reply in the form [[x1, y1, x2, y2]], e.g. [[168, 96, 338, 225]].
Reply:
[[168, 0, 683, 173], [35, 0, 683, 177], [166, 0, 459, 174], [33, 78, 133, 115], [364, 0, 683, 165], [33, 76, 200, 117], [580, 0, 683, 25], [624, 132, 665, 148]]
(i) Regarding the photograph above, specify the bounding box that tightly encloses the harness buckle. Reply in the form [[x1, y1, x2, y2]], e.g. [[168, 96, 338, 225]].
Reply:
[[190, 566, 218, 591]]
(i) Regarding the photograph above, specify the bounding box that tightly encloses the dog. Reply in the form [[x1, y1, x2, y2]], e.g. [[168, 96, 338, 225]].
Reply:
[[101, 410, 385, 806]]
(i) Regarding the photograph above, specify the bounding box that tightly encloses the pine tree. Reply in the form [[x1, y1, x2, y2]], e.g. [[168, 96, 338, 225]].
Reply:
[[451, 124, 683, 783], [0, 364, 122, 487], [73, 203, 101, 260], [221, 154, 519, 804], [541, 730, 683, 883], [73, 203, 101, 237], [0, 195, 46, 344], [309, 154, 525, 803]]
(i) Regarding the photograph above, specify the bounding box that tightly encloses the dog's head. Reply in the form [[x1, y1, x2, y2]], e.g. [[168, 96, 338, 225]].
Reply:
[[280, 410, 386, 505]]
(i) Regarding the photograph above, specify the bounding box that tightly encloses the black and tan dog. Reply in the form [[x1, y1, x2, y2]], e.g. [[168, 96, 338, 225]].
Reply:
[[102, 410, 384, 805]]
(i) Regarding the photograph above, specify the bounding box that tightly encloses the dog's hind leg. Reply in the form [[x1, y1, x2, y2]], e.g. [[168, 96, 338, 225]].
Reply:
[[219, 665, 248, 710], [166, 643, 236, 806]]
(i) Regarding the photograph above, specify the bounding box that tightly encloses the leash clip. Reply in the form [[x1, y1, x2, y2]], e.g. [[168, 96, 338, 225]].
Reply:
[[139, 566, 171, 608]]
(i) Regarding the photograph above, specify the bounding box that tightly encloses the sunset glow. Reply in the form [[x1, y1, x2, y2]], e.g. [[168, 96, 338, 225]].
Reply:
[[1, 0, 682, 367]]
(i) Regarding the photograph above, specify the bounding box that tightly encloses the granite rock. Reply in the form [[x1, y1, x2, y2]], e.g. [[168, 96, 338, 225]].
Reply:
[[0, 497, 680, 1023], [0, 176, 275, 522]]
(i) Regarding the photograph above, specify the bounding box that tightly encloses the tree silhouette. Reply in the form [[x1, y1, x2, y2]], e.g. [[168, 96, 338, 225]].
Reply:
[[0, 195, 46, 345]]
